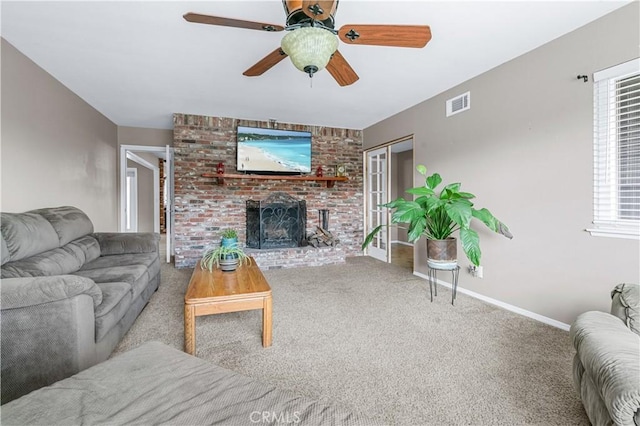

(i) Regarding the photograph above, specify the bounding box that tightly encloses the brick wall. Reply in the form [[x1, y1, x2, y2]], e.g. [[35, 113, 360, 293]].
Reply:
[[173, 113, 364, 269]]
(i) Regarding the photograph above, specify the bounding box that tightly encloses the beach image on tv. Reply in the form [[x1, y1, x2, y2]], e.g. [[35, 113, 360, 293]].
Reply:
[[237, 126, 312, 173]]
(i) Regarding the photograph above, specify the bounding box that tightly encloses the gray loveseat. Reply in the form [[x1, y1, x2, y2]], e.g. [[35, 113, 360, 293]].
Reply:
[[0, 206, 160, 404], [571, 283, 640, 425]]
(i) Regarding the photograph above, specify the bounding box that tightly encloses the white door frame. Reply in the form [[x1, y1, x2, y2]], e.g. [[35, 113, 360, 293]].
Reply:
[[363, 135, 415, 263]]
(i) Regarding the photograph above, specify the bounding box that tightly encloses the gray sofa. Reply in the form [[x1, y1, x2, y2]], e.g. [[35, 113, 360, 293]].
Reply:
[[571, 283, 640, 425], [0, 206, 160, 404]]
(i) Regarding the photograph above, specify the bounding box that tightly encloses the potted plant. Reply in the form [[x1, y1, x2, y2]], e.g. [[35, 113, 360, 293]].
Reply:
[[201, 244, 249, 272], [362, 165, 512, 267], [220, 228, 238, 248]]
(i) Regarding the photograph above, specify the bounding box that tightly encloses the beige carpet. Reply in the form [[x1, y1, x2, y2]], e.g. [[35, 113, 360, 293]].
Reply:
[[114, 256, 589, 425]]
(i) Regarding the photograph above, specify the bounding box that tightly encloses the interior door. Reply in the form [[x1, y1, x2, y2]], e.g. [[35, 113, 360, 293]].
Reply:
[[365, 147, 390, 262]]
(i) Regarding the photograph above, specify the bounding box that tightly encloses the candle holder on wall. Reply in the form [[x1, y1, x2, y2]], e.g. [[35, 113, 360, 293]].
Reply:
[[215, 162, 226, 184]]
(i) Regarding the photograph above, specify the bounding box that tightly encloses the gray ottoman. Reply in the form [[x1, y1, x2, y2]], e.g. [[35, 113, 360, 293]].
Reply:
[[1, 341, 375, 425]]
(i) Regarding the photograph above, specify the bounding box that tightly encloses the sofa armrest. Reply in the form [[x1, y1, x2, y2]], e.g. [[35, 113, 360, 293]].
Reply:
[[1, 275, 102, 309], [611, 283, 640, 336], [1, 276, 100, 404], [571, 311, 640, 425], [93, 232, 159, 256]]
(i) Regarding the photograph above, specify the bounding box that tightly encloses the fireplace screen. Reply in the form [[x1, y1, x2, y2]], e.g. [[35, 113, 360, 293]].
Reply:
[[246, 192, 307, 249]]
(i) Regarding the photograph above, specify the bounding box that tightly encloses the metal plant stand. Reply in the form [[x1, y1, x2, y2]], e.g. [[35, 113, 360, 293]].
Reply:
[[427, 264, 460, 305]]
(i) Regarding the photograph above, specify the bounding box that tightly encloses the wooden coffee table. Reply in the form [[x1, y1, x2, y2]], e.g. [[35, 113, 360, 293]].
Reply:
[[184, 256, 272, 355]]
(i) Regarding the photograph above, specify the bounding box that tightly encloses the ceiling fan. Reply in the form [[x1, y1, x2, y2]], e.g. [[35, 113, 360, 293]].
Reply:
[[183, 0, 432, 86]]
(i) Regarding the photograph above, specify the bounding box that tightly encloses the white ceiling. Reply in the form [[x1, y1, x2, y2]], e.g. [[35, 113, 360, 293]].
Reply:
[[1, 1, 630, 130]]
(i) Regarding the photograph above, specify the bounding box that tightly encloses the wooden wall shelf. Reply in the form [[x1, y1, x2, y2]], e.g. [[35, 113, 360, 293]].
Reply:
[[202, 173, 348, 188]]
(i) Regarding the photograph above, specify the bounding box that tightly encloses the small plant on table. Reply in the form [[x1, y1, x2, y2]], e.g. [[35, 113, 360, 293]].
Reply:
[[201, 245, 249, 272]]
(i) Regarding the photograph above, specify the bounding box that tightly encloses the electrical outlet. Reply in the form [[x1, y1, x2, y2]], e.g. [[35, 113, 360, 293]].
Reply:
[[468, 265, 484, 278]]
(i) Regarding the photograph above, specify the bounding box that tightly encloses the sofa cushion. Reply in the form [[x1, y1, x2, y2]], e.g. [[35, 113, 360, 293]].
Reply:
[[73, 265, 149, 301], [611, 283, 640, 336], [80, 253, 160, 293], [81, 252, 158, 271], [1, 275, 103, 309], [32, 206, 94, 246], [1, 234, 10, 265], [94, 282, 132, 341], [1, 236, 101, 279], [1, 212, 60, 263], [93, 233, 158, 256]]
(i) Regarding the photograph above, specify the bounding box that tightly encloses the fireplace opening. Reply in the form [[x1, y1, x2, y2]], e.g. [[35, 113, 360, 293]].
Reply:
[[246, 192, 307, 249]]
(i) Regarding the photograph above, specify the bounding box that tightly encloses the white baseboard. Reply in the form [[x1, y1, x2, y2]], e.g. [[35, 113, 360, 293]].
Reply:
[[413, 271, 570, 331], [391, 241, 413, 247]]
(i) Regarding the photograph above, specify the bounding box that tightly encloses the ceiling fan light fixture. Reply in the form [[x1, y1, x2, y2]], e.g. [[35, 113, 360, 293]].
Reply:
[[281, 27, 338, 77]]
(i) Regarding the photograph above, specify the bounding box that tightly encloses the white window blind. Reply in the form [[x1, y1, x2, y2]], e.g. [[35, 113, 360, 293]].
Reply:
[[589, 58, 640, 238]]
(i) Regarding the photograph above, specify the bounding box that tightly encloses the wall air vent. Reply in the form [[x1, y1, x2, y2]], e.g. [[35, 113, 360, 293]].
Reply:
[[446, 91, 470, 117]]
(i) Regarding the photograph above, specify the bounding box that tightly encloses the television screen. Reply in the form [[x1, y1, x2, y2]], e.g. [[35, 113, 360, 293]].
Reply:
[[237, 126, 312, 174]]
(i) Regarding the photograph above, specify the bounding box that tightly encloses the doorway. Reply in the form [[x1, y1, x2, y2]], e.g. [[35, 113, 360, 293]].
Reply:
[[120, 144, 174, 263], [363, 137, 414, 270], [124, 168, 138, 232]]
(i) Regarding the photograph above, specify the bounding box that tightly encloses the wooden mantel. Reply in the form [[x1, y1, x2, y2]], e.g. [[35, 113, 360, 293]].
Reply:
[[202, 173, 349, 188]]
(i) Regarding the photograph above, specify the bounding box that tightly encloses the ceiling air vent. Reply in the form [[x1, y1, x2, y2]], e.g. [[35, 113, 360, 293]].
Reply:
[[446, 91, 470, 117]]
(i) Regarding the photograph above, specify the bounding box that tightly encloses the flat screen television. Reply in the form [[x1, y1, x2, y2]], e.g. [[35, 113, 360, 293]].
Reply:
[[237, 126, 312, 175]]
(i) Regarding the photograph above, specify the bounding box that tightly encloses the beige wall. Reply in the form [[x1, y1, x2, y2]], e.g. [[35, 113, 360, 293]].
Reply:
[[117, 126, 173, 148], [391, 150, 413, 243], [363, 3, 640, 325], [391, 151, 413, 242], [390, 153, 399, 242], [1, 38, 118, 231], [126, 157, 155, 233]]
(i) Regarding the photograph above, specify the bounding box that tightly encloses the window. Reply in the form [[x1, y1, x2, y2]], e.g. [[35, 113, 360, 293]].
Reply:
[[589, 58, 640, 239]]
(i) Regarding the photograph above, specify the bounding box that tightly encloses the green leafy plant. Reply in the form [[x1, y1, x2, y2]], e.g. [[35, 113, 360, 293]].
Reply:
[[362, 165, 513, 266], [221, 228, 238, 239], [201, 245, 249, 271]]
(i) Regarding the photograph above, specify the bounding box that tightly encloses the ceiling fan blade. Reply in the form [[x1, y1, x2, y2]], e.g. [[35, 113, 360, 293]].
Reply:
[[300, 1, 337, 21], [338, 24, 432, 48], [243, 48, 289, 76], [326, 50, 359, 87], [183, 12, 284, 32]]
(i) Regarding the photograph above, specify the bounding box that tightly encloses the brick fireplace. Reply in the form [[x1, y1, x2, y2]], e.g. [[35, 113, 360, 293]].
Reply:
[[173, 113, 364, 269]]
